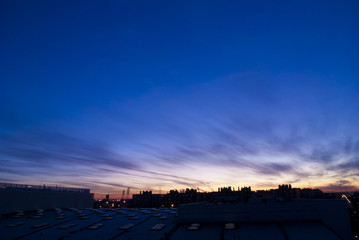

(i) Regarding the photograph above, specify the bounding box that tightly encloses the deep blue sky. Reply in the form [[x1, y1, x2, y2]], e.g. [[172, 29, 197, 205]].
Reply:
[[1, 0, 359, 195]]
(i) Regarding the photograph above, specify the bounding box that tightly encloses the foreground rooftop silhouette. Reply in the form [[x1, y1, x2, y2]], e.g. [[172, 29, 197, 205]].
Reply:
[[1, 182, 358, 239]]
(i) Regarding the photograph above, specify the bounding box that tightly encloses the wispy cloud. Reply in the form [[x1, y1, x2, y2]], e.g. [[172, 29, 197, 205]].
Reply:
[[1, 73, 359, 192]]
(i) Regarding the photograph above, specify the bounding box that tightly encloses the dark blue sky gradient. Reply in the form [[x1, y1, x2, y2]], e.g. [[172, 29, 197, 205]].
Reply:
[[1, 0, 359, 195]]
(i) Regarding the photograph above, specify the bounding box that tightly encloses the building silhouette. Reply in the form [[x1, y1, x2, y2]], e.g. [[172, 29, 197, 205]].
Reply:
[[0, 182, 93, 214]]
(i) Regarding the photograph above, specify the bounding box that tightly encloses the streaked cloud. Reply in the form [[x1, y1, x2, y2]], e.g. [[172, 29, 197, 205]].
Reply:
[[1, 73, 358, 193]]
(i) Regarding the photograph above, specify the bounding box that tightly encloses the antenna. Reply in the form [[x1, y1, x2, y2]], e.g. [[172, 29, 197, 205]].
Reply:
[[121, 190, 125, 200]]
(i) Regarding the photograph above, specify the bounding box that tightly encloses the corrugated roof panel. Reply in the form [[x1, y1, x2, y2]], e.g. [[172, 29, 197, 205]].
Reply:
[[282, 222, 342, 240], [171, 224, 222, 240], [225, 223, 285, 240]]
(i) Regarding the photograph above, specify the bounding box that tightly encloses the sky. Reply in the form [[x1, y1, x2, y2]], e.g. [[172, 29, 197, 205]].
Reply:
[[1, 0, 359, 198]]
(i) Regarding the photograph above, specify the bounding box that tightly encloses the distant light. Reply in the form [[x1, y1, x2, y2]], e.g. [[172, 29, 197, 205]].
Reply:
[[171, 204, 174, 207], [124, 200, 126, 203]]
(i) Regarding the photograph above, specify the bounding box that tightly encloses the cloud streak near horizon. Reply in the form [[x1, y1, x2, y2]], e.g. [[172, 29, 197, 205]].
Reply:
[[1, 73, 359, 194], [1, 1, 359, 195]]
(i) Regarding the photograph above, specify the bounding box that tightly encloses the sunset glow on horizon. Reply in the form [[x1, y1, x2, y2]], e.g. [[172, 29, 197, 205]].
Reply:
[[1, 1, 359, 196]]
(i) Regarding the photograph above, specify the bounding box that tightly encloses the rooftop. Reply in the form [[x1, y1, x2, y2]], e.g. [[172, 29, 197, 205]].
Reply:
[[1, 203, 350, 240], [0, 183, 90, 194]]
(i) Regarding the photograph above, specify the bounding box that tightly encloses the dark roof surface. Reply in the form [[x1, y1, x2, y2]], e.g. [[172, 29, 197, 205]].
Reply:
[[1, 207, 343, 240]]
